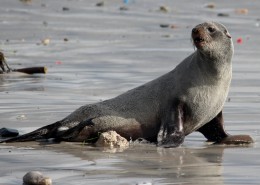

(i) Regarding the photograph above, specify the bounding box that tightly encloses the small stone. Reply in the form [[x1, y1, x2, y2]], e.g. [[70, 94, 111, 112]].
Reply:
[[161, 34, 171, 38], [136, 182, 153, 185], [41, 38, 50, 45], [62, 7, 70, 11], [119, 6, 128, 11], [20, 0, 32, 3], [170, 24, 178, 29], [95, 131, 129, 148], [205, 3, 216, 9], [16, 114, 27, 120], [0, 128, 19, 137], [43, 21, 48, 26], [159, 6, 169, 13], [96, 1, 104, 7], [160, 24, 170, 28], [235, 8, 248, 15], [63, 38, 69, 42], [217, 13, 229, 17], [23, 171, 52, 185]]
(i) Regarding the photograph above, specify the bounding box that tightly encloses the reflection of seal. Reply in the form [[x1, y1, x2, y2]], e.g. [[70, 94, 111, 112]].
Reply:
[[2, 22, 253, 147]]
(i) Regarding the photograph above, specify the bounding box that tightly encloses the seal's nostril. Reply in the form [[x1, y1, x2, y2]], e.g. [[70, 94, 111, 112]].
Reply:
[[192, 28, 198, 34]]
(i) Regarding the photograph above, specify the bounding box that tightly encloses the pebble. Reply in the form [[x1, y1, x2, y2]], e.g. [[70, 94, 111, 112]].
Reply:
[[160, 24, 178, 29], [96, 1, 104, 7], [95, 131, 129, 148], [42, 21, 48, 27], [159, 6, 169, 13], [20, 0, 32, 3], [16, 114, 27, 120], [205, 3, 216, 9], [160, 24, 170, 28], [217, 13, 229, 17], [23, 171, 52, 185], [41, 38, 50, 45], [119, 6, 129, 11], [170, 24, 178, 29], [62, 7, 70, 11], [0, 127, 19, 137], [235, 8, 248, 15], [136, 182, 153, 185]]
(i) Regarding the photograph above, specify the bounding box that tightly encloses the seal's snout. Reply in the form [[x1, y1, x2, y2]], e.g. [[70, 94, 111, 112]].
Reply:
[[192, 28, 199, 34], [192, 27, 206, 48]]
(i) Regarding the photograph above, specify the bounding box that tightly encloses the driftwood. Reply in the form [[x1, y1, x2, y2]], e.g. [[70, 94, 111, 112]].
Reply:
[[0, 51, 47, 74]]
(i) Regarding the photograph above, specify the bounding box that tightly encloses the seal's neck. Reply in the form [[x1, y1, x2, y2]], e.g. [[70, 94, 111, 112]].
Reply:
[[195, 49, 233, 79]]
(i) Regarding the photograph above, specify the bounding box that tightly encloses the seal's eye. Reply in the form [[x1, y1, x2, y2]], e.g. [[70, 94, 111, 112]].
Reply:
[[207, 27, 215, 33]]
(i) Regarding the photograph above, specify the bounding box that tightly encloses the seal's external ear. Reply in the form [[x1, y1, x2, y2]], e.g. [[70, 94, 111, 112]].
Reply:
[[225, 30, 231, 38]]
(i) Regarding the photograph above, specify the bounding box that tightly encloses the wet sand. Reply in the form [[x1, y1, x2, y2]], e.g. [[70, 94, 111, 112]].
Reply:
[[1, 0, 260, 184]]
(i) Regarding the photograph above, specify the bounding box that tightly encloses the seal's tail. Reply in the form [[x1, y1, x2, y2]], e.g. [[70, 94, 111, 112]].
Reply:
[[0, 122, 60, 143]]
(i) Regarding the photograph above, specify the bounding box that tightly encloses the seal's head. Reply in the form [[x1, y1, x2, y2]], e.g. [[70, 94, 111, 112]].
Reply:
[[191, 22, 233, 59]]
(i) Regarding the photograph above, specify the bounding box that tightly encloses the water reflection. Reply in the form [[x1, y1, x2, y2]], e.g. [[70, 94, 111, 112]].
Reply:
[[9, 142, 228, 185], [0, 136, 255, 185], [0, 73, 45, 92]]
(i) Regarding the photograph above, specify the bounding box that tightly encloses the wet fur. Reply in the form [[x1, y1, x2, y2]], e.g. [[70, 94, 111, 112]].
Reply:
[[2, 22, 241, 145]]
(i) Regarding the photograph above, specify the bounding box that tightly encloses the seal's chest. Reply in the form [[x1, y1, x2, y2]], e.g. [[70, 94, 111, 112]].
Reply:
[[184, 84, 228, 132]]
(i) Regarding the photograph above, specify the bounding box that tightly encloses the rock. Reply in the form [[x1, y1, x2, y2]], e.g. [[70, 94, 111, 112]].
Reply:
[[119, 6, 129, 11], [159, 6, 170, 13], [170, 24, 178, 29], [20, 0, 32, 3], [95, 131, 129, 148], [0, 128, 19, 137], [217, 13, 229, 17], [160, 24, 170, 28], [62, 7, 70, 11], [96, 1, 104, 7], [205, 3, 216, 9], [16, 114, 27, 120], [41, 38, 50, 45], [235, 8, 248, 15], [23, 171, 52, 185]]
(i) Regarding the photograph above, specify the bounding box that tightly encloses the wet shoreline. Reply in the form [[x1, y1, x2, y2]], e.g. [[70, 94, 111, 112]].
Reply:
[[1, 0, 260, 184]]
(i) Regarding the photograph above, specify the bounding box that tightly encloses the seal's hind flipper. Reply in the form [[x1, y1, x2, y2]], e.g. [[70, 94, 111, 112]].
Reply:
[[59, 118, 95, 141], [0, 121, 61, 143], [197, 111, 254, 144]]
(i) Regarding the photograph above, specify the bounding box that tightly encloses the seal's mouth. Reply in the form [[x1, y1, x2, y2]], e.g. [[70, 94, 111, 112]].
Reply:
[[194, 36, 205, 44], [192, 36, 206, 48]]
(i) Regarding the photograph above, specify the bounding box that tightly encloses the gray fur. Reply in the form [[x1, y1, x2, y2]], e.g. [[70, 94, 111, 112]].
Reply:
[[2, 22, 235, 145]]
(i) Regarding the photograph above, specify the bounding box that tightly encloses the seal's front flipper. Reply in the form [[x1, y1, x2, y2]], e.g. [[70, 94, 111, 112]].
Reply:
[[197, 111, 254, 145], [157, 101, 185, 148]]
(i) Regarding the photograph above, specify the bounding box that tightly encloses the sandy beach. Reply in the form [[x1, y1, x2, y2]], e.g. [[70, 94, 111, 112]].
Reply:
[[0, 0, 260, 184]]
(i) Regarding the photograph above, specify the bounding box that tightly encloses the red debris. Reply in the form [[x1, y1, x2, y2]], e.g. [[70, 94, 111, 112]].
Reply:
[[236, 38, 243, 44], [55, 61, 62, 65]]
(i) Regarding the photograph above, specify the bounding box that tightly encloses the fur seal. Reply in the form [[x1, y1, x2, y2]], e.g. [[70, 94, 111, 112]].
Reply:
[[1, 22, 253, 147]]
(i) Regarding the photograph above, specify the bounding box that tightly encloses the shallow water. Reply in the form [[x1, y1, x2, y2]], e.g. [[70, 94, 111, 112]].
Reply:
[[0, 0, 260, 184]]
